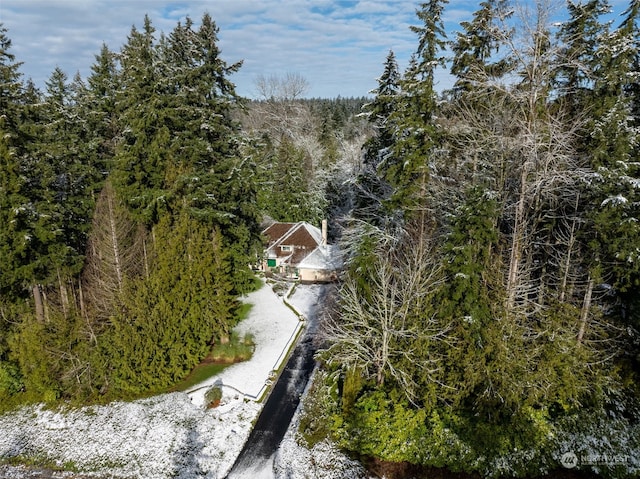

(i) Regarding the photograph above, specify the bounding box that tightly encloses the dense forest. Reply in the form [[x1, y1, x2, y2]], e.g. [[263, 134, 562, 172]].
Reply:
[[1, 0, 640, 477], [304, 0, 640, 478], [0, 14, 363, 405]]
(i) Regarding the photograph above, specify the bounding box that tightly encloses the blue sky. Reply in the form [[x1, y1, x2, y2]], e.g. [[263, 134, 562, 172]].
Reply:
[[0, 0, 632, 98]]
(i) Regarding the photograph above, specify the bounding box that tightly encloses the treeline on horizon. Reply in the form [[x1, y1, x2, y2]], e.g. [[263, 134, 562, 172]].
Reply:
[[305, 0, 640, 478], [0, 13, 366, 405]]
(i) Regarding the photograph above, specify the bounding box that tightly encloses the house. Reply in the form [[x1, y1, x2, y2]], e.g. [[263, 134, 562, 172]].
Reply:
[[261, 220, 342, 282]]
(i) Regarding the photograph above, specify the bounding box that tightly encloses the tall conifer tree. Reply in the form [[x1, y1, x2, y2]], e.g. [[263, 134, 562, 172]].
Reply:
[[585, 0, 640, 328], [163, 14, 260, 293], [37, 68, 99, 289], [0, 25, 30, 395], [450, 0, 512, 96], [112, 16, 167, 223], [354, 50, 400, 222], [0, 24, 30, 300], [82, 43, 121, 174], [363, 49, 400, 165], [554, 0, 610, 119], [385, 1, 448, 217]]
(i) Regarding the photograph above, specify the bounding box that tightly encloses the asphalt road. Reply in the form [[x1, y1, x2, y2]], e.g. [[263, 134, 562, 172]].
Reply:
[[225, 285, 326, 478]]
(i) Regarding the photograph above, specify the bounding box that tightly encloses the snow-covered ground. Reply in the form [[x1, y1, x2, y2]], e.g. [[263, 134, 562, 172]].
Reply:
[[188, 279, 303, 407], [274, 368, 367, 479], [0, 280, 362, 479]]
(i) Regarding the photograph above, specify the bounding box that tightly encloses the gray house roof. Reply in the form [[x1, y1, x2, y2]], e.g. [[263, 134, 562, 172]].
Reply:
[[297, 244, 343, 271]]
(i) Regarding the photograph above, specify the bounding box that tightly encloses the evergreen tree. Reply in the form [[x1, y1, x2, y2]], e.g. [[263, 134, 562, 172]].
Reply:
[[112, 16, 168, 223], [103, 211, 235, 395], [553, 0, 610, 118], [450, 0, 512, 96], [584, 0, 640, 328], [5, 66, 102, 401], [436, 188, 498, 347], [0, 24, 30, 300], [164, 14, 261, 293], [0, 29, 63, 322], [82, 43, 121, 175], [429, 188, 506, 412], [36, 68, 100, 292], [0, 24, 30, 396], [619, 0, 640, 132], [111, 14, 260, 293], [353, 51, 399, 223], [363, 49, 400, 161], [445, 0, 514, 196], [385, 1, 448, 216], [256, 136, 320, 223]]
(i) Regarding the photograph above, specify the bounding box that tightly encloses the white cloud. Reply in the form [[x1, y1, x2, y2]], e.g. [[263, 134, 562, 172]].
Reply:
[[1, 0, 478, 98]]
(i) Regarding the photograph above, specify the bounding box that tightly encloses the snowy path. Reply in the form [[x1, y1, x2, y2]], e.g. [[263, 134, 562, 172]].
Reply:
[[227, 289, 321, 477]]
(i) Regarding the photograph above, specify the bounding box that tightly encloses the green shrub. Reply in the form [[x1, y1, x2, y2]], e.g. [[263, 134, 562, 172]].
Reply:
[[210, 333, 255, 363], [298, 370, 338, 447], [205, 385, 223, 408], [0, 361, 22, 395]]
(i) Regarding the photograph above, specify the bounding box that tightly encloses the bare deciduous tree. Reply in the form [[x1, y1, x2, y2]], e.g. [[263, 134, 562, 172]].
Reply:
[[254, 72, 310, 101], [321, 226, 446, 401]]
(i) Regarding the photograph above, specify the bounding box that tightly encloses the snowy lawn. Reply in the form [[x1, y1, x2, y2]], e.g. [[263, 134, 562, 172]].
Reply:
[[0, 280, 325, 479], [188, 279, 303, 406]]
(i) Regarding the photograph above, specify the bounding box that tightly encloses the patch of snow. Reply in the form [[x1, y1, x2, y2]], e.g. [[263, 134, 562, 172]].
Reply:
[[622, 175, 640, 189], [0, 280, 327, 479], [188, 279, 303, 407], [297, 245, 343, 271], [274, 369, 368, 479], [286, 283, 325, 319], [601, 194, 628, 207], [276, 436, 367, 479], [0, 393, 259, 479]]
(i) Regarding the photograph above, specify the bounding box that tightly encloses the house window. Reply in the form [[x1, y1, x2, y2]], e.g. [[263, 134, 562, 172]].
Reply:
[[267, 258, 277, 267], [281, 245, 292, 252]]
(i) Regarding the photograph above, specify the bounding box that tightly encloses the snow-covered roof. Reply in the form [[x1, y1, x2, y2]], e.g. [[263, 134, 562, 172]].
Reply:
[[297, 245, 343, 271]]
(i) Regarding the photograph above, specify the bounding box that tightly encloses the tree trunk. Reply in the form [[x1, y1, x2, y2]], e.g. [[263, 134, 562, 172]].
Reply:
[[560, 195, 580, 303], [33, 284, 44, 322], [42, 289, 50, 322], [58, 269, 69, 317], [78, 278, 87, 320], [107, 190, 124, 293], [143, 235, 150, 279], [577, 275, 594, 345], [506, 165, 528, 312], [378, 327, 389, 386]]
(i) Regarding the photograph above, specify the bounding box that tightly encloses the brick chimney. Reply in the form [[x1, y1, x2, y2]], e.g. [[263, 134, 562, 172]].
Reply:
[[321, 219, 328, 246]]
